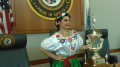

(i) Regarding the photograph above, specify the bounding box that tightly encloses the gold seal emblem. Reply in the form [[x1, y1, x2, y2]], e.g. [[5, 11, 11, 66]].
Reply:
[[27, 0, 73, 20], [0, 35, 15, 48]]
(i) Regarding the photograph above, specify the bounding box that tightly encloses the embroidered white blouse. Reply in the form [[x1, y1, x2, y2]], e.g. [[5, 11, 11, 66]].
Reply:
[[41, 30, 83, 56]]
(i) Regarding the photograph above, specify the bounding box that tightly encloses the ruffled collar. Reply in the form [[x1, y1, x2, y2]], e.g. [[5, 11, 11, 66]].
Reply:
[[56, 30, 77, 39]]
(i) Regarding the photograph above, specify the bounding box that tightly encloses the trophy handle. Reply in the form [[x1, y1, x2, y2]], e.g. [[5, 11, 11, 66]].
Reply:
[[100, 38, 104, 48], [86, 40, 90, 48]]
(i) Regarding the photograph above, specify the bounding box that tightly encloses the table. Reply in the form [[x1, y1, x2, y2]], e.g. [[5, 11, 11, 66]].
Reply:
[[83, 58, 120, 67]]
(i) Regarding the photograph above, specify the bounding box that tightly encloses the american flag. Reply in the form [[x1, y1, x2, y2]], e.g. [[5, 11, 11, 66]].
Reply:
[[0, 0, 14, 34]]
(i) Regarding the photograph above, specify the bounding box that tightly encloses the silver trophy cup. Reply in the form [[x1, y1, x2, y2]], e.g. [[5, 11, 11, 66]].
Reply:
[[86, 30, 104, 59], [85, 14, 104, 66]]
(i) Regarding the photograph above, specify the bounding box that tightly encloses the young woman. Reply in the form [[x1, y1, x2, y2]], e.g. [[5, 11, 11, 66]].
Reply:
[[40, 12, 88, 67]]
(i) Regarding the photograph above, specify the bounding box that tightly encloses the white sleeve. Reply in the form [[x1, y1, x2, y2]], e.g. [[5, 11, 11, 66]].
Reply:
[[40, 34, 62, 51], [77, 33, 83, 50]]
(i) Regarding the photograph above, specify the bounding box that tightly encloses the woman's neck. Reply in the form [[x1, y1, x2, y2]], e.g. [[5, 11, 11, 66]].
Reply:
[[59, 28, 72, 37], [59, 28, 69, 33]]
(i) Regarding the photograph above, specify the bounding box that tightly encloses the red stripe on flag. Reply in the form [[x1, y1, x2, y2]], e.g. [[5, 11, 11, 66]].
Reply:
[[9, 5, 11, 8], [0, 13, 3, 19], [0, 24, 3, 30], [10, 21, 15, 27], [0, 12, 5, 34], [5, 10, 11, 34], [9, 5, 15, 28], [10, 13, 13, 18], [0, 12, 3, 29]]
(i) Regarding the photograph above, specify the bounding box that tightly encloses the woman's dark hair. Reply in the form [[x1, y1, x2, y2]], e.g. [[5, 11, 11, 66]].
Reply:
[[55, 12, 71, 31]]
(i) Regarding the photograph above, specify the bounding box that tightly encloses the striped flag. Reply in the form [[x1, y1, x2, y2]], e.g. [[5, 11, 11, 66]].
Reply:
[[0, 0, 14, 34], [84, 0, 91, 30], [87, 8, 91, 30]]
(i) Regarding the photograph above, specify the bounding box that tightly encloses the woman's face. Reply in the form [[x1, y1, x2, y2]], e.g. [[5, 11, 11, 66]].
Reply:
[[58, 16, 71, 30]]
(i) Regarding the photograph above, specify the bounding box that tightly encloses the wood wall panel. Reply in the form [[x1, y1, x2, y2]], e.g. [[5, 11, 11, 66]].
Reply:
[[11, 0, 83, 34], [110, 48, 120, 53]]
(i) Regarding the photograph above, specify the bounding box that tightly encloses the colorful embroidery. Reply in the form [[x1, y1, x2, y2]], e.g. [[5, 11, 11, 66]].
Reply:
[[74, 36, 77, 39], [56, 34, 60, 38], [75, 33, 77, 36], [60, 39, 65, 43], [73, 31, 77, 37], [56, 34, 61, 40], [56, 31, 78, 47], [71, 46, 75, 50], [68, 38, 72, 42], [73, 31, 77, 33]]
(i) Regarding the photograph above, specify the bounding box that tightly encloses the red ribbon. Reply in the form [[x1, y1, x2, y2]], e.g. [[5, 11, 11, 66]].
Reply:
[[63, 55, 76, 67]]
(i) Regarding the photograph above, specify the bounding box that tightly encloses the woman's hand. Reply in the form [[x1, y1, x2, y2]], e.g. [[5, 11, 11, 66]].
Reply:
[[55, 55, 66, 60], [80, 45, 89, 50]]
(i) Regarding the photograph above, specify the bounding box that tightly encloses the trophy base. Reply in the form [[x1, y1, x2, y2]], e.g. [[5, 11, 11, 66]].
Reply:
[[83, 57, 106, 67], [92, 55, 101, 59], [91, 51, 101, 59], [93, 57, 105, 65]]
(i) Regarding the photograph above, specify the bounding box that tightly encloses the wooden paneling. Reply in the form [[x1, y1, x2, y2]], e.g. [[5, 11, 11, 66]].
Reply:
[[11, 0, 84, 34], [110, 48, 120, 53], [29, 59, 49, 66]]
